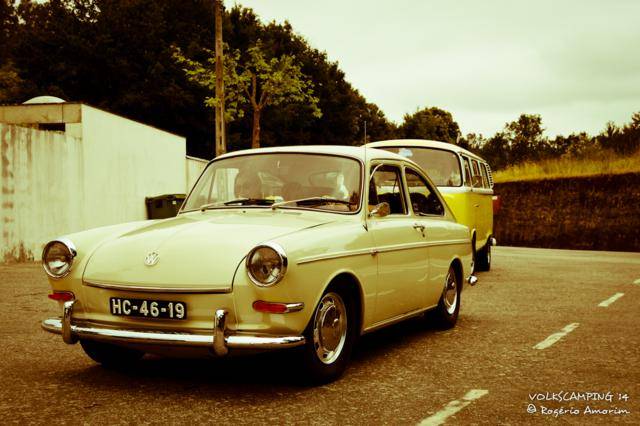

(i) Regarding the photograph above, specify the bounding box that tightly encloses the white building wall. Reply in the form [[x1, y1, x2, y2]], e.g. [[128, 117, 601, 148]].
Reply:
[[79, 105, 186, 229], [186, 155, 208, 191], [0, 106, 189, 262]]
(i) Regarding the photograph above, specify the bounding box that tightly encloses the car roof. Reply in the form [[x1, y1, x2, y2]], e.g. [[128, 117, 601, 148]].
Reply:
[[366, 139, 488, 163], [215, 145, 413, 164]]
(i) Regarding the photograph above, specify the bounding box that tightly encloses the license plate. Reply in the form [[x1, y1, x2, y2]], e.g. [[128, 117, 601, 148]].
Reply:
[[110, 297, 187, 320]]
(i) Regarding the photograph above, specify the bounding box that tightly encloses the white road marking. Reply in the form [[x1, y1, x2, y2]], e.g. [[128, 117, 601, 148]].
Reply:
[[633, 278, 640, 285], [598, 293, 624, 307], [533, 323, 579, 350], [418, 389, 489, 426]]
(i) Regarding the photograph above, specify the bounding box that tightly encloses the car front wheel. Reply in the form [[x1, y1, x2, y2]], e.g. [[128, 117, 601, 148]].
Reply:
[[80, 339, 144, 368], [299, 290, 356, 384]]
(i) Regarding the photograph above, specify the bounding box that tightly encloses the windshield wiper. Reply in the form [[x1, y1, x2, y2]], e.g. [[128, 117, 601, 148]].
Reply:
[[199, 198, 274, 211], [223, 198, 275, 206], [271, 196, 355, 210]]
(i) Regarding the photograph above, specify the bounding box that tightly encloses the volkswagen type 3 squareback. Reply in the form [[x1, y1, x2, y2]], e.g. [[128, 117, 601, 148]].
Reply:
[[41, 146, 476, 383], [368, 140, 497, 271]]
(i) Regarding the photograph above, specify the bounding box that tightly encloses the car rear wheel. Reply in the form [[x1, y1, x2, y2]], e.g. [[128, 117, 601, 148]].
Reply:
[[475, 242, 492, 271], [429, 266, 461, 329], [299, 290, 356, 384], [80, 340, 144, 368]]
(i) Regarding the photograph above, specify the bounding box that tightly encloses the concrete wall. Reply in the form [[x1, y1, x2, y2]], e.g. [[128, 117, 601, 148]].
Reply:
[[1, 124, 84, 261], [0, 105, 192, 262]]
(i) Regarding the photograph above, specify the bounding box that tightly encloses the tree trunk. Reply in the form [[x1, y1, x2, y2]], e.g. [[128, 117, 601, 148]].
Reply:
[[251, 107, 261, 149]]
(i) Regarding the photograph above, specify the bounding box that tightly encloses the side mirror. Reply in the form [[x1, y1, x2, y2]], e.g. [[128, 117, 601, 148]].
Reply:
[[369, 202, 390, 218]]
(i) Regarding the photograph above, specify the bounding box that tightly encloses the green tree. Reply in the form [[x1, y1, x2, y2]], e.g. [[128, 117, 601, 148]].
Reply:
[[174, 40, 321, 149], [481, 132, 510, 170], [398, 107, 460, 143], [503, 114, 547, 164], [458, 133, 486, 152], [9, 2, 395, 156], [598, 114, 640, 154]]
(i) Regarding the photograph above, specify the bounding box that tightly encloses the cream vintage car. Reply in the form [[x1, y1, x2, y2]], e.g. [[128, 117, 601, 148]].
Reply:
[[42, 146, 475, 383]]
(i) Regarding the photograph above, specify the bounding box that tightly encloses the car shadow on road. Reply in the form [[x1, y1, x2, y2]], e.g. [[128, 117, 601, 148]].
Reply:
[[61, 315, 454, 391]]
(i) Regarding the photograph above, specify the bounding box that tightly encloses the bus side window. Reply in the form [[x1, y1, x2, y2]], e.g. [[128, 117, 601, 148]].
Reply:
[[480, 163, 490, 188], [471, 160, 483, 188], [463, 157, 473, 187]]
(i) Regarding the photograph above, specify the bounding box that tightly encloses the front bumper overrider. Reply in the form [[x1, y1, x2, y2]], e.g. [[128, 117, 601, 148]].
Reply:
[[41, 300, 306, 356]]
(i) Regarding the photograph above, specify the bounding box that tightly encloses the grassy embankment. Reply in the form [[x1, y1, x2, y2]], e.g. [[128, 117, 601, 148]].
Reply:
[[493, 149, 640, 183]]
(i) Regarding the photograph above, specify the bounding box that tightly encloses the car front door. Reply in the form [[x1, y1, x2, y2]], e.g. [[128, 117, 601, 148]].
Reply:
[[404, 166, 454, 306], [368, 163, 429, 323]]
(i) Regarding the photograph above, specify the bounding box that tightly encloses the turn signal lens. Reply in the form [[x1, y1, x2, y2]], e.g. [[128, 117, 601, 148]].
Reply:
[[253, 300, 289, 313], [48, 291, 75, 302]]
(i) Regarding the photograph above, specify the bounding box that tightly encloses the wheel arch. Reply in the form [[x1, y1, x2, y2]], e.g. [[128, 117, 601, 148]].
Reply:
[[449, 256, 464, 290], [320, 270, 365, 336]]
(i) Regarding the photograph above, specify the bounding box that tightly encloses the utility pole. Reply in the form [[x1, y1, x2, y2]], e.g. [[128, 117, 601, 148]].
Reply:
[[214, 0, 226, 157]]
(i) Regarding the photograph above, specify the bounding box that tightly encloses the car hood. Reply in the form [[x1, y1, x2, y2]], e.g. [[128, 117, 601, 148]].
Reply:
[[83, 210, 333, 292]]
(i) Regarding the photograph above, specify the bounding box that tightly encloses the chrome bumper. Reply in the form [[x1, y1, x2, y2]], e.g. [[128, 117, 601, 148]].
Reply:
[[41, 300, 305, 356]]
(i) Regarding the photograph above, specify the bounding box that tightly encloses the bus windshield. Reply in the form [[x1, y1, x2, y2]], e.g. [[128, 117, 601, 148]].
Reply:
[[381, 147, 462, 187]]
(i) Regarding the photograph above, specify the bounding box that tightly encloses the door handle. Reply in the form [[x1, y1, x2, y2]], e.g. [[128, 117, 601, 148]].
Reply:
[[474, 204, 480, 208], [413, 223, 426, 236]]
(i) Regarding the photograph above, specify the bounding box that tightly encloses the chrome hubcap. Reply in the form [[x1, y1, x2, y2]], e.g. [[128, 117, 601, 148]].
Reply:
[[313, 292, 347, 365], [443, 272, 458, 315]]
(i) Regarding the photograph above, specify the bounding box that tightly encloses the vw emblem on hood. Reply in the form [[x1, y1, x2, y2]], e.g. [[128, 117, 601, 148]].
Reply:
[[144, 251, 160, 266]]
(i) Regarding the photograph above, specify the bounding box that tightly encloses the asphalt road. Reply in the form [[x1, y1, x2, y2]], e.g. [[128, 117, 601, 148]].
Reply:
[[1, 246, 639, 425]]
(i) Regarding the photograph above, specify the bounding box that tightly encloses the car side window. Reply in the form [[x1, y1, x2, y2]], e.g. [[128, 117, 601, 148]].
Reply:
[[369, 165, 407, 215], [462, 157, 473, 187], [404, 168, 445, 216]]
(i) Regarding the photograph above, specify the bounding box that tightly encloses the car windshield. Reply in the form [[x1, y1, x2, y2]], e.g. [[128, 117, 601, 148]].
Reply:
[[181, 153, 362, 213], [381, 147, 462, 187]]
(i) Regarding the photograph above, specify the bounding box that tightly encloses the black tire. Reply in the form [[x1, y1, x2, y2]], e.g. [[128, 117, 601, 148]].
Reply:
[[475, 242, 492, 272], [298, 288, 357, 384], [429, 266, 461, 329], [80, 340, 144, 368]]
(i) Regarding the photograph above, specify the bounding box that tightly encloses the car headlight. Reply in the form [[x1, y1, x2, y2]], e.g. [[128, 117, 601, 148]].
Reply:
[[42, 239, 77, 279], [246, 243, 288, 287]]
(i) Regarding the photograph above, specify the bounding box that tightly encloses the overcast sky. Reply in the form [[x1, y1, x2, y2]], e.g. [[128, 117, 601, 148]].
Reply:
[[235, 0, 640, 138]]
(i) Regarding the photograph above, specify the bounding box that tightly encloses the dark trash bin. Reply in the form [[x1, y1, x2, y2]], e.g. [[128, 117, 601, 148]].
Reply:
[[145, 194, 186, 219]]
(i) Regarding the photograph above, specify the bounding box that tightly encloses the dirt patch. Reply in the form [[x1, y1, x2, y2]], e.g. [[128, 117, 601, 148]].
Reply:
[[494, 172, 640, 252]]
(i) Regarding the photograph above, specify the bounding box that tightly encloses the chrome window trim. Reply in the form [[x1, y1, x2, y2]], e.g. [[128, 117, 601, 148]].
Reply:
[[246, 242, 289, 287], [368, 161, 410, 217]]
